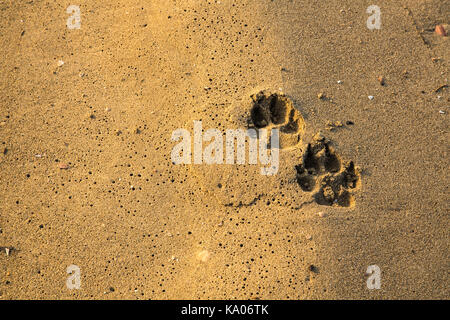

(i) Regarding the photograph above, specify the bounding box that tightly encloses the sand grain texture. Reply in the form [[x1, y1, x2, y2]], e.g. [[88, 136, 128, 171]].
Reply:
[[0, 0, 448, 299]]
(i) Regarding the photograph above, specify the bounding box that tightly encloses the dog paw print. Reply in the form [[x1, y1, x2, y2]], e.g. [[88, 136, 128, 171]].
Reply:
[[295, 138, 361, 207], [249, 91, 305, 149]]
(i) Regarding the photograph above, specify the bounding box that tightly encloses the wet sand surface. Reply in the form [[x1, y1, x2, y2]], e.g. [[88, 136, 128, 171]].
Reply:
[[0, 0, 448, 299]]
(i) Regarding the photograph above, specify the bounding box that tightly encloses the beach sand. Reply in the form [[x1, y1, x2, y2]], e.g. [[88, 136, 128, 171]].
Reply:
[[0, 0, 448, 299]]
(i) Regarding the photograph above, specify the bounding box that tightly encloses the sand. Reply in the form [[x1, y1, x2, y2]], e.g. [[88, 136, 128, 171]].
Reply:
[[0, 0, 448, 299]]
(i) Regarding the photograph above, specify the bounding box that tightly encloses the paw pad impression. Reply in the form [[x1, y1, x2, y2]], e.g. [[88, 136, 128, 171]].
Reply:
[[295, 137, 361, 208], [249, 91, 305, 149]]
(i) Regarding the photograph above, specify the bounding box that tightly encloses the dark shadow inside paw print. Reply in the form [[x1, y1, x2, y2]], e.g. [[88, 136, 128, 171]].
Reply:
[[295, 164, 316, 192], [314, 176, 355, 207], [324, 143, 340, 173], [249, 91, 305, 149], [269, 94, 289, 125], [251, 104, 271, 128]]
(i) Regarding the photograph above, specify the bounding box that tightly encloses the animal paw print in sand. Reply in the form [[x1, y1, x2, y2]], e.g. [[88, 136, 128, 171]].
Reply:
[[295, 138, 361, 207], [249, 91, 305, 149]]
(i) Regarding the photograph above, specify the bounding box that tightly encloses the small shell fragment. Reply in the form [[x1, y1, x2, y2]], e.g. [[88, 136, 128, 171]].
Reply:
[[435, 25, 447, 36], [58, 163, 70, 169]]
